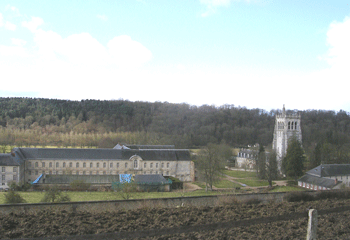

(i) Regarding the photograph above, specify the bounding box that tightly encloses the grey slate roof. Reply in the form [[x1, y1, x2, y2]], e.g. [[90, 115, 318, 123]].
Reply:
[[298, 174, 341, 189], [134, 174, 169, 184], [306, 164, 350, 177], [126, 145, 175, 149], [40, 174, 120, 184], [0, 153, 19, 166], [12, 148, 191, 161]]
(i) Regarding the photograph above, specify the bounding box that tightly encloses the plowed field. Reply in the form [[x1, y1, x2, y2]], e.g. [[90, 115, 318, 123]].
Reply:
[[1, 198, 350, 239]]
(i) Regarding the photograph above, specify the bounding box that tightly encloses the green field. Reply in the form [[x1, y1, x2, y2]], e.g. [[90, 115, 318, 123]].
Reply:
[[222, 170, 257, 178], [214, 180, 242, 189]]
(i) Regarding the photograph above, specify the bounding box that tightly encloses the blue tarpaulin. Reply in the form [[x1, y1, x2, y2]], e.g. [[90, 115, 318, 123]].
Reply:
[[32, 174, 43, 184], [119, 174, 132, 183]]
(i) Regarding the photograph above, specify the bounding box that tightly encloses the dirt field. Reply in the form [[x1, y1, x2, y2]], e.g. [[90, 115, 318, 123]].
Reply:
[[1, 198, 350, 239]]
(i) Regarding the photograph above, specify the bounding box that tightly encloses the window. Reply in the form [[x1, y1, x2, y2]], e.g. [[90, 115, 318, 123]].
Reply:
[[125, 163, 128, 168], [76, 162, 79, 168], [103, 171, 106, 175], [69, 162, 72, 168], [150, 163, 153, 168], [288, 121, 290, 129], [144, 162, 147, 168], [134, 160, 138, 168], [166, 171, 169, 175], [63, 162, 66, 168], [2, 175, 5, 181], [28, 170, 31, 175], [49, 171, 52, 174], [35, 162, 38, 167], [83, 162, 86, 168], [103, 162, 106, 168], [35, 170, 38, 175], [156, 163, 158, 168], [96, 163, 100, 168], [90, 163, 93, 168], [110, 163, 113, 168], [295, 122, 298, 130], [167, 163, 170, 168], [49, 162, 52, 168], [13, 175, 17, 180], [42, 162, 45, 167], [56, 162, 59, 168], [1, 167, 4, 172], [161, 163, 164, 168], [117, 163, 119, 168]]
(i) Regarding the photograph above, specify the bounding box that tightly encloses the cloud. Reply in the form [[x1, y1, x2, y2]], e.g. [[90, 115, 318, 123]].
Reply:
[[97, 14, 107, 21], [5, 21, 16, 30], [0, 13, 3, 27], [200, 0, 255, 17], [22, 16, 44, 32], [11, 38, 26, 47], [325, 16, 350, 70], [107, 35, 152, 67]]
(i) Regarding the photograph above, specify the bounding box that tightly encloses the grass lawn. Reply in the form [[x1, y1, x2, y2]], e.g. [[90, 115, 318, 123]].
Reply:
[[223, 170, 257, 178], [214, 180, 242, 189], [237, 179, 272, 187], [268, 186, 306, 192]]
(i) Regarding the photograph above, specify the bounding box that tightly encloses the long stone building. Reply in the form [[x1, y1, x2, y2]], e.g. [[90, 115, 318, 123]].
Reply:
[[272, 105, 302, 167], [0, 147, 194, 187]]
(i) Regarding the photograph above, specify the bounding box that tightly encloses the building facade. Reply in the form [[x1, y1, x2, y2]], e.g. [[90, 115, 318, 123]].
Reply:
[[10, 147, 195, 183], [0, 153, 20, 189], [272, 105, 302, 167], [298, 164, 350, 190]]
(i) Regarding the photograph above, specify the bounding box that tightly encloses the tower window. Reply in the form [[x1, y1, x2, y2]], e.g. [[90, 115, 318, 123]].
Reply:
[[288, 122, 290, 129], [295, 122, 298, 130]]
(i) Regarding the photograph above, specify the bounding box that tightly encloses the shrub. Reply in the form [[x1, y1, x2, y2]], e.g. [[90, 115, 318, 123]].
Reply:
[[41, 185, 71, 203], [284, 191, 315, 202], [4, 190, 26, 204], [69, 180, 91, 191], [8, 181, 32, 191]]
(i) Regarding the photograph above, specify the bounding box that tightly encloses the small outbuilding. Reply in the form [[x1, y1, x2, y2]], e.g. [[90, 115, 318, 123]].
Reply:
[[298, 164, 350, 190]]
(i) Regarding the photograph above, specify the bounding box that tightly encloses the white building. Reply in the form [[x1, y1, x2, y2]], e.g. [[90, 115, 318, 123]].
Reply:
[[298, 164, 349, 190], [272, 105, 302, 168], [10, 146, 195, 184], [0, 153, 20, 189]]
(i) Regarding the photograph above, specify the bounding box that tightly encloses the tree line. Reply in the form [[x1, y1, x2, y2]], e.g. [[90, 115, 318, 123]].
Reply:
[[1, 97, 350, 166]]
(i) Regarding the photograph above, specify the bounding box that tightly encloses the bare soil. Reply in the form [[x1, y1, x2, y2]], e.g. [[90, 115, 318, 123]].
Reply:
[[1, 198, 350, 239]]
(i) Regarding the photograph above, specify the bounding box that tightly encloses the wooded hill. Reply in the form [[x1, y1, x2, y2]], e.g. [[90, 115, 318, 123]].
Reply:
[[1, 97, 350, 165]]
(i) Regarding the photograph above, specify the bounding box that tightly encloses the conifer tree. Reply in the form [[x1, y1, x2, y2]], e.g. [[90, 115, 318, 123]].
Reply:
[[282, 136, 305, 180]]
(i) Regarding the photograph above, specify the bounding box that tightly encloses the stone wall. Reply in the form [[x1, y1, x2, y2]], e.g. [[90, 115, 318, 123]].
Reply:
[[0, 191, 315, 216]]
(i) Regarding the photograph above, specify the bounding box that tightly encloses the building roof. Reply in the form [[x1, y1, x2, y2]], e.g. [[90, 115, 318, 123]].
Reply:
[[306, 164, 350, 177], [39, 174, 120, 184], [134, 174, 169, 184], [0, 153, 20, 166], [126, 145, 175, 149], [12, 148, 191, 161], [298, 174, 342, 189]]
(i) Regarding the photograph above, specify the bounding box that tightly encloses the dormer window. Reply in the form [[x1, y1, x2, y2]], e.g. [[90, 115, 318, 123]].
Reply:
[[134, 160, 138, 169]]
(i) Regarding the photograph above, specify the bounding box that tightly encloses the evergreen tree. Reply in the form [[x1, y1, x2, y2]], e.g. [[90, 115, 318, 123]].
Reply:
[[256, 145, 266, 179], [282, 136, 305, 180], [266, 150, 278, 187]]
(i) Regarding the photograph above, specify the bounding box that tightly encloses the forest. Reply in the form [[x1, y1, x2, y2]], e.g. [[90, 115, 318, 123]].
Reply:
[[1, 97, 350, 167]]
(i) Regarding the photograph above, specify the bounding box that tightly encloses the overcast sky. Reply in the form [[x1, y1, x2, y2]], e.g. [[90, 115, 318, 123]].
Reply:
[[0, 0, 350, 112]]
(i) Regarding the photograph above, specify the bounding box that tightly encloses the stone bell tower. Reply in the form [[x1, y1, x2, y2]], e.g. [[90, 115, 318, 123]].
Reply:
[[272, 105, 302, 166]]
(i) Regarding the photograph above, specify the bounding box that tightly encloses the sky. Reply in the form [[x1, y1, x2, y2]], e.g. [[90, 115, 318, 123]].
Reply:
[[0, 0, 350, 112]]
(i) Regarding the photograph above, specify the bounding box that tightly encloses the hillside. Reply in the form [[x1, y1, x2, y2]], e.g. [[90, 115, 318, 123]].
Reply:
[[1, 97, 350, 164]]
